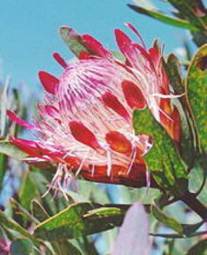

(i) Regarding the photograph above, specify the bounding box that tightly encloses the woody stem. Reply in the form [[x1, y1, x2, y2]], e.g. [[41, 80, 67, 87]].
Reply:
[[180, 192, 207, 221]]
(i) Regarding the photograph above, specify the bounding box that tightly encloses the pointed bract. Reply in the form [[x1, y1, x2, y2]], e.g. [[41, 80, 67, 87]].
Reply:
[[53, 52, 68, 68], [38, 71, 59, 94], [82, 34, 112, 58], [7, 110, 35, 129]]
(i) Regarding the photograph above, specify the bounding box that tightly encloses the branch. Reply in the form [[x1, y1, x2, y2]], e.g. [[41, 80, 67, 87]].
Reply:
[[181, 192, 207, 221]]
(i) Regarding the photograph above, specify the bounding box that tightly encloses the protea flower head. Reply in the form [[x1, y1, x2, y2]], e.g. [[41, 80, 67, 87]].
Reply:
[[8, 23, 181, 192], [7, 51, 153, 191], [75, 23, 182, 142]]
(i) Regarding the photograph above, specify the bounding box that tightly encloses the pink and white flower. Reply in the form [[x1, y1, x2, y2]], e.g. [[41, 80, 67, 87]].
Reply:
[[8, 23, 180, 190], [77, 23, 181, 142], [8, 55, 153, 189]]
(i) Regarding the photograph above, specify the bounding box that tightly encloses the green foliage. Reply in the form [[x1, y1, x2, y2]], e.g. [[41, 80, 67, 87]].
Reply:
[[128, 4, 198, 31], [52, 240, 82, 255], [152, 205, 183, 235], [128, 0, 207, 46], [10, 239, 34, 255], [167, 0, 206, 29], [31, 200, 50, 222], [186, 44, 207, 153], [165, 54, 195, 167], [0, 154, 7, 190], [0, 210, 36, 242], [133, 109, 187, 190], [34, 203, 126, 241], [19, 171, 39, 210]]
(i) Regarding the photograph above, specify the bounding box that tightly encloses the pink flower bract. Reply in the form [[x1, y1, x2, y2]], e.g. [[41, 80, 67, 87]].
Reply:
[[9, 57, 153, 189], [8, 23, 181, 190]]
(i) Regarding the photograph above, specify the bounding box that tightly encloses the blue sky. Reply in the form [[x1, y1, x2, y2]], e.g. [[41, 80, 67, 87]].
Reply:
[[0, 0, 188, 91]]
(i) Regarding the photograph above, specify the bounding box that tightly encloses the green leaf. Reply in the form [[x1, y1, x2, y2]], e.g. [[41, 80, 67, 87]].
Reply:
[[165, 55, 195, 167], [83, 206, 126, 220], [187, 239, 207, 255], [193, 31, 207, 47], [188, 164, 204, 194], [34, 203, 126, 241], [166, 54, 185, 95], [0, 210, 36, 242], [0, 140, 27, 160], [10, 199, 39, 225], [52, 240, 82, 255], [186, 44, 207, 153], [128, 4, 199, 31], [19, 171, 39, 210], [10, 239, 33, 255], [167, 0, 206, 28], [133, 109, 187, 189], [152, 205, 183, 235], [150, 232, 182, 238], [59, 26, 89, 57], [150, 217, 203, 238], [31, 200, 50, 222], [0, 154, 7, 190], [168, 0, 207, 46]]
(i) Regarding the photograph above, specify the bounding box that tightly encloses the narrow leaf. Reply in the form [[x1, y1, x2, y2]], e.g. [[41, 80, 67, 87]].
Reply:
[[19, 171, 39, 210], [165, 54, 195, 167], [52, 240, 82, 255], [31, 200, 50, 222], [167, 0, 206, 28], [34, 203, 125, 241], [152, 205, 183, 235], [186, 44, 207, 153], [0, 154, 7, 190], [10, 239, 33, 255], [0, 210, 35, 242], [128, 4, 199, 31]]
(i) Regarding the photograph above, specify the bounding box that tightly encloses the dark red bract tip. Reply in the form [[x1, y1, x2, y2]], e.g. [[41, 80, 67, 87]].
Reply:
[[38, 71, 59, 94], [114, 29, 131, 49], [102, 92, 130, 121], [122, 80, 146, 109], [7, 110, 35, 129], [53, 52, 68, 68], [69, 121, 103, 153], [82, 34, 112, 58], [105, 131, 132, 155], [9, 137, 39, 156]]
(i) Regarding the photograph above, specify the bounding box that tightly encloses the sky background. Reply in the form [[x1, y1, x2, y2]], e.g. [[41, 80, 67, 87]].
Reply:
[[0, 0, 191, 92]]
